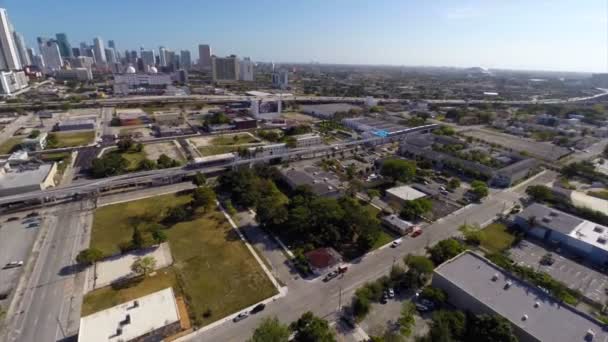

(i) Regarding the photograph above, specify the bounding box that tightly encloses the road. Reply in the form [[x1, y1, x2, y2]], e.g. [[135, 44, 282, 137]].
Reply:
[[2, 201, 92, 342], [564, 138, 608, 165], [184, 170, 557, 342]]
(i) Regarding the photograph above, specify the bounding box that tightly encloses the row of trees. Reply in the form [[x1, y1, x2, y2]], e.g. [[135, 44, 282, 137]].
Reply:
[[249, 312, 335, 342], [417, 310, 517, 342]]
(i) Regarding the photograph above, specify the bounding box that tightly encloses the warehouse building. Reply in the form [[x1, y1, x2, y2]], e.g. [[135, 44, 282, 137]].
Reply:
[[78, 287, 182, 342], [433, 251, 608, 342], [0, 161, 57, 197], [514, 203, 608, 266], [280, 164, 343, 198], [385, 185, 427, 205], [55, 119, 95, 131]]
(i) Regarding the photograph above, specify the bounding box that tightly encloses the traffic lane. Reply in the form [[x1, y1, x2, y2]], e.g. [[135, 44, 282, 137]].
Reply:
[[0, 215, 41, 300]]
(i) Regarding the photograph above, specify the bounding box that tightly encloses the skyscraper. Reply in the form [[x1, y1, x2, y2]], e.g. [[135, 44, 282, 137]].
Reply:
[[108, 40, 116, 50], [13, 31, 30, 66], [180, 50, 191, 70], [26, 48, 35, 66], [198, 44, 211, 70], [212, 55, 239, 82], [0, 8, 21, 70], [55, 33, 72, 58], [93, 37, 106, 65], [272, 70, 289, 89], [239, 57, 254, 81], [104, 48, 116, 64], [141, 50, 155, 69], [159, 46, 167, 67], [37, 37, 62, 72]]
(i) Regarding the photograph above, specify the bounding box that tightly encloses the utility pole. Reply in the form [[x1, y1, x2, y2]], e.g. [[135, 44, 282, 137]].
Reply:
[[338, 286, 343, 313]]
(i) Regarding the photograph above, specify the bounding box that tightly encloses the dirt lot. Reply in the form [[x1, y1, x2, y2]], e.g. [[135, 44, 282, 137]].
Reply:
[[189, 132, 259, 148], [461, 128, 569, 161], [143, 141, 186, 161], [280, 112, 318, 123], [118, 126, 154, 138]]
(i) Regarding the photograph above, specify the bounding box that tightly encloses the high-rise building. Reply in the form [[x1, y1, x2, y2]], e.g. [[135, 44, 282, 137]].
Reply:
[[104, 48, 116, 64], [211, 55, 239, 82], [159, 46, 167, 67], [71, 47, 80, 57], [272, 69, 289, 89], [180, 50, 191, 70], [55, 33, 72, 58], [26, 48, 35, 66], [13, 31, 30, 66], [166, 50, 176, 70], [32, 54, 44, 71], [141, 50, 155, 69], [240, 57, 254, 81], [198, 44, 211, 70], [0, 8, 21, 70], [93, 37, 106, 65], [37, 37, 62, 72], [108, 40, 116, 50]]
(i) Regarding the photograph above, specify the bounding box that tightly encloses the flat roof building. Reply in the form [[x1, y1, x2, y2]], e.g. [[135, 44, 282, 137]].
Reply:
[[55, 119, 95, 131], [386, 185, 427, 204], [78, 287, 182, 342], [433, 251, 608, 342], [0, 162, 56, 197], [280, 164, 343, 198]]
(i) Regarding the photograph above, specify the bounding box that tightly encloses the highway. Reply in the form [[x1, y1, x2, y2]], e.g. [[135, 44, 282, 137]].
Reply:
[[2, 201, 92, 342], [1, 88, 608, 110], [183, 170, 557, 342]]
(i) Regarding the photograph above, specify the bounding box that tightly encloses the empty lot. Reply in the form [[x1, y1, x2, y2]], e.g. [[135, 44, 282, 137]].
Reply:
[[143, 141, 186, 161], [461, 128, 569, 161]]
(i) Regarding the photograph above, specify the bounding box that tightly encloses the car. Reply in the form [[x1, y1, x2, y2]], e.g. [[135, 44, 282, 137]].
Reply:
[[439, 186, 447, 191], [391, 238, 402, 247], [323, 271, 338, 282], [419, 299, 435, 308], [411, 228, 422, 238], [3, 261, 23, 269], [250, 303, 266, 314], [233, 312, 249, 322], [415, 303, 431, 312], [337, 265, 349, 274], [6, 217, 19, 222], [388, 288, 395, 298], [25, 212, 39, 218], [381, 292, 388, 304]]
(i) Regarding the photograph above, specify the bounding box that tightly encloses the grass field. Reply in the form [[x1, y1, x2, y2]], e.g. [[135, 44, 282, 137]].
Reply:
[[210, 134, 257, 146], [48, 131, 95, 148], [480, 223, 516, 253], [0, 137, 23, 154], [372, 229, 396, 250], [198, 145, 239, 156], [86, 192, 277, 326]]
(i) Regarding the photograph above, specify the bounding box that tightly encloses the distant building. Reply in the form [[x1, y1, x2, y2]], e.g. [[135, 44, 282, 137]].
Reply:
[[198, 44, 211, 70], [55, 119, 95, 131], [0, 9, 22, 70], [117, 109, 150, 126], [304, 247, 343, 276], [0, 70, 28, 95], [141, 50, 155, 69], [20, 132, 47, 151], [13, 31, 30, 66], [232, 116, 257, 130], [38, 38, 63, 72], [212, 55, 239, 82], [92, 37, 106, 65], [239, 57, 254, 81], [78, 287, 183, 342], [153, 111, 183, 126], [0, 162, 57, 197], [271, 69, 288, 89], [433, 251, 608, 342], [385, 185, 427, 205], [55, 68, 92, 81], [247, 143, 287, 158], [280, 164, 343, 198], [293, 133, 322, 148], [382, 214, 415, 235], [55, 33, 72, 59], [180, 50, 191, 70], [154, 125, 195, 137], [113, 72, 173, 95]]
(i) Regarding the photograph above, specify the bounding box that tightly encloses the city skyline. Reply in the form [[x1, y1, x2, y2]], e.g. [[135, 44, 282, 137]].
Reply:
[[4, 0, 607, 73]]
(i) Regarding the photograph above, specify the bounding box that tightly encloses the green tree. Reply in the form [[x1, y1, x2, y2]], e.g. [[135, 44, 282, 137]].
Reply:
[[380, 159, 416, 183], [157, 154, 178, 168], [28, 129, 40, 138], [420, 286, 447, 306], [192, 171, 206, 186], [397, 301, 416, 337], [400, 198, 433, 221], [138, 158, 156, 171], [117, 137, 134, 152], [525, 184, 554, 203], [165, 205, 189, 223], [290, 311, 336, 342], [90, 153, 129, 178], [75, 248, 104, 265], [428, 238, 465, 265], [447, 178, 460, 190], [192, 186, 216, 211], [130, 256, 157, 277], [429, 310, 466, 341], [285, 136, 297, 148], [132, 226, 144, 249], [470, 180, 489, 200], [249, 317, 290, 342], [465, 314, 517, 342]]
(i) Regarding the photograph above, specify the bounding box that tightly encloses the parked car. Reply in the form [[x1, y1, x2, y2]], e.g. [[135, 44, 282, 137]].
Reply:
[[233, 312, 249, 322], [391, 238, 403, 248], [323, 271, 339, 282], [3, 261, 23, 269], [337, 265, 349, 274], [6, 217, 19, 222], [388, 288, 395, 298], [250, 303, 266, 314], [415, 303, 431, 312], [25, 212, 39, 218], [540, 253, 555, 266], [381, 292, 388, 304], [411, 228, 422, 238]]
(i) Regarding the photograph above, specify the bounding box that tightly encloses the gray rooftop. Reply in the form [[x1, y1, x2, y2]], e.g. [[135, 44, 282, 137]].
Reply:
[[0, 164, 52, 189], [435, 251, 608, 342], [281, 165, 342, 197], [516, 203, 583, 235]]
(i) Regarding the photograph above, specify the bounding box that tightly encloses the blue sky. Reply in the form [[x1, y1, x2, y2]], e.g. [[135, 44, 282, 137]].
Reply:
[[2, 0, 606, 72]]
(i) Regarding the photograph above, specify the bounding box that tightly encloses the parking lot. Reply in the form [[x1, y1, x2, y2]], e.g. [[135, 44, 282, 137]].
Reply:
[[0, 213, 43, 303], [509, 239, 608, 304]]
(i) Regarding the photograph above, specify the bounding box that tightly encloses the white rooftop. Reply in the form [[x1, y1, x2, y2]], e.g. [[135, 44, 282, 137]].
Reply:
[[569, 220, 608, 252], [386, 185, 427, 201], [78, 287, 180, 342]]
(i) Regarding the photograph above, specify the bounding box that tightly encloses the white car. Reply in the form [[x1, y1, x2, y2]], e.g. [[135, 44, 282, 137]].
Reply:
[[391, 239, 402, 247], [233, 312, 249, 322]]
